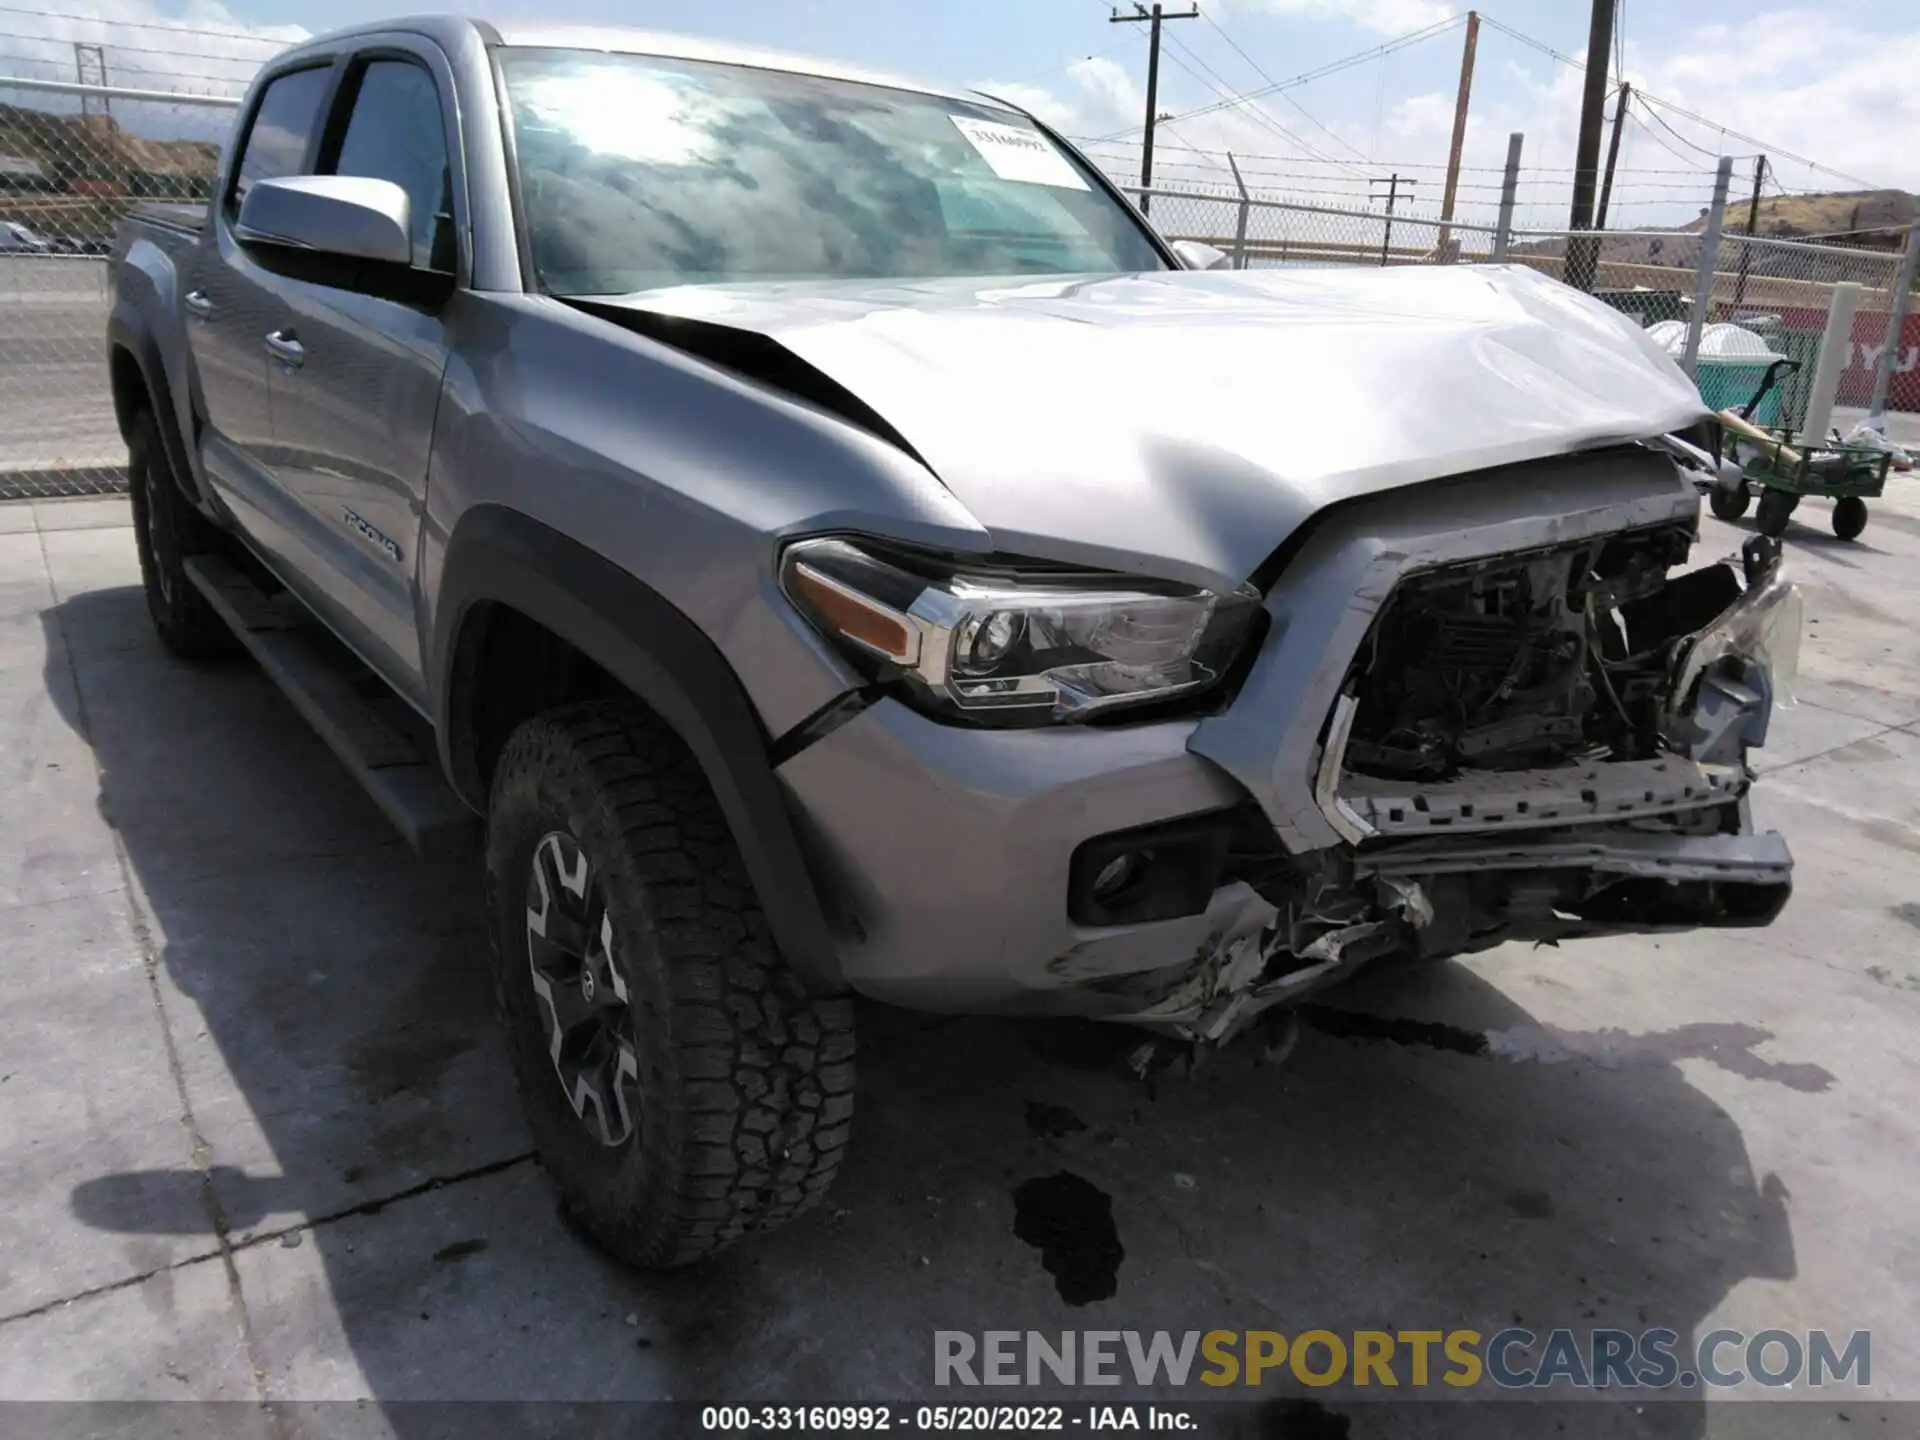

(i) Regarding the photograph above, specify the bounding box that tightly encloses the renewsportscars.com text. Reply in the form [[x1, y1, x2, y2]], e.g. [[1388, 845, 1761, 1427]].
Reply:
[[934, 1328, 1871, 1391]]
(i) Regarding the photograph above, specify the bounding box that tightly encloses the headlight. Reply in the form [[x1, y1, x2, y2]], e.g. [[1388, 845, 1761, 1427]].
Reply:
[[780, 537, 1262, 724], [1672, 563, 1803, 713]]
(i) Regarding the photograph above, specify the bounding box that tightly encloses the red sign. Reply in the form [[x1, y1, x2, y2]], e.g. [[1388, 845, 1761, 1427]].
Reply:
[[1730, 305, 1920, 412]]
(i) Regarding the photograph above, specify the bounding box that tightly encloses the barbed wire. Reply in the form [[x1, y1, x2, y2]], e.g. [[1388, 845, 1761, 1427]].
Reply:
[[0, 4, 294, 45], [1073, 137, 1726, 179]]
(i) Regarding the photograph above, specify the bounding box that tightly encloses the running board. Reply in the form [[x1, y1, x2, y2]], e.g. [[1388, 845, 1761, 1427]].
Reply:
[[183, 555, 478, 857]]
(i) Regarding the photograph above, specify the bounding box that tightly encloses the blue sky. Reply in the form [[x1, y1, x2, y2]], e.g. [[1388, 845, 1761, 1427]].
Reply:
[[25, 2, 1920, 228]]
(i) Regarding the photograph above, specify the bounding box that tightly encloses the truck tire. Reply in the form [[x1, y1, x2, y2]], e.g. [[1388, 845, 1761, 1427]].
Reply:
[[484, 698, 855, 1268], [128, 409, 236, 660]]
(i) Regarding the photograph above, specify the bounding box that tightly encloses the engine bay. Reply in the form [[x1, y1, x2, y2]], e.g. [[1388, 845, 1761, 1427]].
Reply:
[[1342, 521, 1706, 781]]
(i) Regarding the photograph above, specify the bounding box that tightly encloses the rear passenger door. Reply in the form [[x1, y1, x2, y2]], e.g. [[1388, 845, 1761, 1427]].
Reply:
[[257, 41, 462, 709], [184, 62, 333, 532]]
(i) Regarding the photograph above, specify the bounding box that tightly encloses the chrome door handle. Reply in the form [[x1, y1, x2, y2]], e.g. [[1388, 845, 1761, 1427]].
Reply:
[[264, 329, 304, 367], [183, 290, 213, 318]]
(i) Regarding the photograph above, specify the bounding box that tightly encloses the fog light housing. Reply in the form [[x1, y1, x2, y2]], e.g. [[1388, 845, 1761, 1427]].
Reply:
[[1069, 814, 1236, 926]]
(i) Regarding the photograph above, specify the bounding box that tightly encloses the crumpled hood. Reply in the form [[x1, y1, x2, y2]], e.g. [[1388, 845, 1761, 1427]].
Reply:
[[605, 265, 1707, 589]]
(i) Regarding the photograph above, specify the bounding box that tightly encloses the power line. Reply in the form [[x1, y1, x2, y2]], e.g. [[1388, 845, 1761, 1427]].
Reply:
[[1077, 0, 1361, 176], [1478, 14, 1583, 70], [1156, 31, 1364, 174], [1002, 37, 1142, 89], [1478, 10, 1880, 191], [0, 52, 253, 86], [1633, 89, 1878, 190], [1088, 13, 1466, 141], [0, 33, 261, 66], [0, 4, 293, 45], [1194, 8, 1367, 161], [1622, 105, 1712, 170], [1630, 92, 1735, 162]]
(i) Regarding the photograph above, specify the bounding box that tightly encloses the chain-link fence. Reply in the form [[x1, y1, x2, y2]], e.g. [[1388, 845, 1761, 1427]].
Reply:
[[0, 78, 235, 498], [1127, 186, 1505, 269]]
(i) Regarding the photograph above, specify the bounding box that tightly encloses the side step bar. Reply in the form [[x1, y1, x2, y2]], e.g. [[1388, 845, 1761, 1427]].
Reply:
[[183, 555, 478, 857]]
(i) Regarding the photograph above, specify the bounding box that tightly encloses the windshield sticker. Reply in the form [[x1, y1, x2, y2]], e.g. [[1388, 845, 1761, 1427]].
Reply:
[[949, 116, 1089, 191]]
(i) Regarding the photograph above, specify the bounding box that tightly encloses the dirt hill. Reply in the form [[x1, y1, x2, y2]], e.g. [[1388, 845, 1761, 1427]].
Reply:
[[1683, 189, 1914, 245]]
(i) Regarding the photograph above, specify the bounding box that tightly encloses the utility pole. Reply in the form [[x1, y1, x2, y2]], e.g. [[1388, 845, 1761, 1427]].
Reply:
[[1564, 0, 1617, 291], [1437, 10, 1480, 263], [1732, 154, 1766, 310], [1595, 81, 1630, 231], [72, 41, 109, 118], [1371, 173, 1417, 266], [1111, 3, 1198, 218]]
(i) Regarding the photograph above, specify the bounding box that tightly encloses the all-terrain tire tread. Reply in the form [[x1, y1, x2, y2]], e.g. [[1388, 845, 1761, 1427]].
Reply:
[[485, 698, 854, 1268]]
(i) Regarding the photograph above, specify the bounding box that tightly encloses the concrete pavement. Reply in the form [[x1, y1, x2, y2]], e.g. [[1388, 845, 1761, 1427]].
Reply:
[[0, 257, 120, 476], [0, 487, 1918, 1436]]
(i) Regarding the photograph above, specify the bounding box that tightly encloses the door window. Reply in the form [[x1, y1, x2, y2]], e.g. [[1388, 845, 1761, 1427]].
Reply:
[[228, 66, 332, 216], [327, 59, 455, 272]]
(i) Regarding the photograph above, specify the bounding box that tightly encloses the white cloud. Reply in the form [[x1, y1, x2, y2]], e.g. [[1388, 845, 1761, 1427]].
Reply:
[[984, 55, 1143, 138], [1247, 0, 1456, 38], [1, 0, 305, 101]]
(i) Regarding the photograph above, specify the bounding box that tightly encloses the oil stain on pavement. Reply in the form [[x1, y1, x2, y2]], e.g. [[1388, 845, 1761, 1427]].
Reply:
[[1012, 1171, 1123, 1305]]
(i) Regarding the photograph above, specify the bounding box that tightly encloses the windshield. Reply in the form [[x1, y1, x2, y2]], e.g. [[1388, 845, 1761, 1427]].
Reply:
[[498, 48, 1166, 295]]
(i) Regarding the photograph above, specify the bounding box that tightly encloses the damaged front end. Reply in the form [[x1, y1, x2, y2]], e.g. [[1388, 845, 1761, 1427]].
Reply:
[[1138, 515, 1800, 1047]]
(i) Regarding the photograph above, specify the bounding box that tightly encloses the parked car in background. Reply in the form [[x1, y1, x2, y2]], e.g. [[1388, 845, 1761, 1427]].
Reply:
[[109, 15, 1802, 1270], [0, 219, 52, 252], [47, 233, 111, 255]]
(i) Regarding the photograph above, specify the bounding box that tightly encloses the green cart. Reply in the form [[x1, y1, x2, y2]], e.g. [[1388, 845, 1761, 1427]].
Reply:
[[1710, 428, 1892, 540], [1704, 356, 1892, 542]]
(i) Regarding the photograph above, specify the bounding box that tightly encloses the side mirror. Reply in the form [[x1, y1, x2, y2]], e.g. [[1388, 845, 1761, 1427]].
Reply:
[[1169, 239, 1230, 272], [236, 175, 412, 266]]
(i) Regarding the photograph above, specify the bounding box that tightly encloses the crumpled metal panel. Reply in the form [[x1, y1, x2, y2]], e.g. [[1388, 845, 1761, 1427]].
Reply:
[[600, 264, 1706, 592]]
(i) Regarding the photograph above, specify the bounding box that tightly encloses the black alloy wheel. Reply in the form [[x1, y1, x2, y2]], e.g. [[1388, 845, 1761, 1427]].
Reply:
[[524, 830, 642, 1148]]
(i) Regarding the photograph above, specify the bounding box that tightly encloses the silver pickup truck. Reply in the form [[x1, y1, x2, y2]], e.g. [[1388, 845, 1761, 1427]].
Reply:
[[109, 14, 1800, 1269]]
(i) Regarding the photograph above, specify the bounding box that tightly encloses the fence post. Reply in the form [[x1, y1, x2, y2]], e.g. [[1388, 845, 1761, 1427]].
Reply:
[[1226, 152, 1251, 271], [1680, 156, 1735, 379], [1869, 221, 1920, 418], [1492, 132, 1522, 263], [1802, 282, 1863, 443]]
